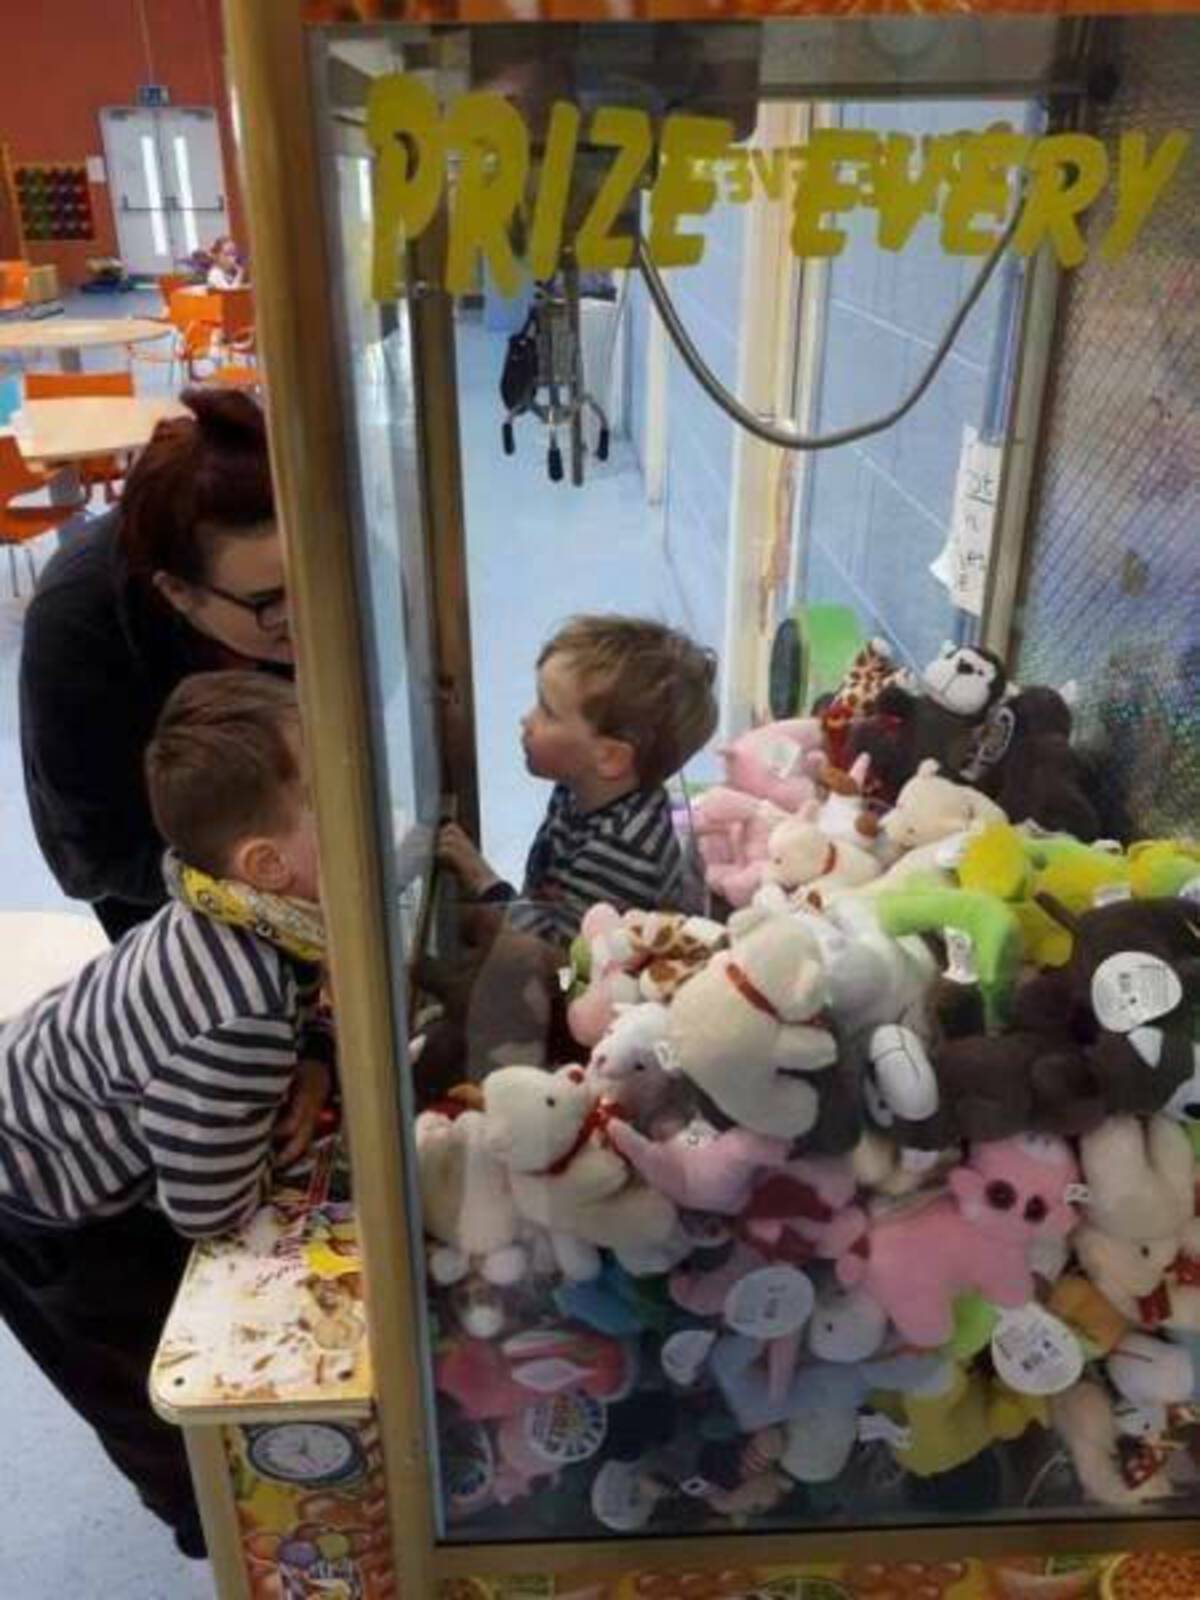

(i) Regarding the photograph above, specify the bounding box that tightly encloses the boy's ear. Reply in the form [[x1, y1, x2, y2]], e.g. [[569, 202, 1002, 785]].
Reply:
[[594, 735, 636, 783], [231, 835, 293, 894]]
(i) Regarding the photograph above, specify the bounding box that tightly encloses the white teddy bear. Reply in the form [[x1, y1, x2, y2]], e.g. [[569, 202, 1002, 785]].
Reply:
[[482, 1064, 682, 1281]]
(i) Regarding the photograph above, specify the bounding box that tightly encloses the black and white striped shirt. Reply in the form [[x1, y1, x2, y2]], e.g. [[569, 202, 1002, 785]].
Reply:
[[491, 783, 687, 942], [0, 903, 311, 1237]]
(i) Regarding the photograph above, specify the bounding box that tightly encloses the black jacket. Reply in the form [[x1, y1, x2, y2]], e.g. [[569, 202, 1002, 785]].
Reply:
[[20, 514, 232, 926]]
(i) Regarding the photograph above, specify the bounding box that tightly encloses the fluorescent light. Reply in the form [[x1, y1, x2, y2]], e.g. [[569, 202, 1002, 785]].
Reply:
[[173, 135, 199, 253], [357, 158, 372, 223], [141, 133, 168, 257]]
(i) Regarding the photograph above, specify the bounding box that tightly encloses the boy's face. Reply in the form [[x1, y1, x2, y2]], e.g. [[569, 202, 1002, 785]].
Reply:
[[521, 653, 617, 788]]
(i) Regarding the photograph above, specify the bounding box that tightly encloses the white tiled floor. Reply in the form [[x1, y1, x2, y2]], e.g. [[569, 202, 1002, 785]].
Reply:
[[0, 288, 696, 1596]]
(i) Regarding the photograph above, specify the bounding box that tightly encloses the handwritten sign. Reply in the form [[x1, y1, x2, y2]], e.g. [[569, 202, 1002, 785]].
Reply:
[[931, 425, 1003, 617]]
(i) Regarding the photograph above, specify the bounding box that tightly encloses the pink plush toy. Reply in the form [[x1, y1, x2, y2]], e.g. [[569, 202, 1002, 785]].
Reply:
[[837, 1133, 1081, 1348], [715, 717, 825, 811], [607, 1116, 790, 1215], [692, 788, 789, 907]]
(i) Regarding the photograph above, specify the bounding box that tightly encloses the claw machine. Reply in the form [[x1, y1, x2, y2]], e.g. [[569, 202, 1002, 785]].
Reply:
[[153, 1, 1200, 1596]]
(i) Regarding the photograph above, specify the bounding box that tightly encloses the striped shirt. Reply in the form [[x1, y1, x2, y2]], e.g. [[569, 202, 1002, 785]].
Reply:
[[494, 783, 688, 941], [0, 902, 314, 1237]]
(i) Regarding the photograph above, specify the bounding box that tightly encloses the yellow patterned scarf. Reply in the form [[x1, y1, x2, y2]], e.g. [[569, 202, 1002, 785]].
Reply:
[[163, 852, 326, 965]]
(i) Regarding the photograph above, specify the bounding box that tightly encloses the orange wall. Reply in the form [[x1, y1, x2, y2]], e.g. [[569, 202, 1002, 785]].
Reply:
[[0, 0, 245, 287]]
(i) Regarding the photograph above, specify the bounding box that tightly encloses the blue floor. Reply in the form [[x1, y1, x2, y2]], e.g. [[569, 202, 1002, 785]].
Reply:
[[0, 292, 689, 1596]]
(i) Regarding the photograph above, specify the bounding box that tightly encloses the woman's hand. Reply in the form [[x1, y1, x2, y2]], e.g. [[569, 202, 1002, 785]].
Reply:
[[274, 1059, 333, 1170], [437, 822, 500, 897]]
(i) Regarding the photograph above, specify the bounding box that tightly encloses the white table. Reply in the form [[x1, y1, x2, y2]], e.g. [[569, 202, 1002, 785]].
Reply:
[[0, 912, 107, 1018], [11, 395, 186, 516], [13, 396, 186, 464], [0, 316, 171, 373]]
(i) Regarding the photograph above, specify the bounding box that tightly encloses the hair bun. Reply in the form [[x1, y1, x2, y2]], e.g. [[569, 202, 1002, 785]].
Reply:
[[181, 386, 266, 452]]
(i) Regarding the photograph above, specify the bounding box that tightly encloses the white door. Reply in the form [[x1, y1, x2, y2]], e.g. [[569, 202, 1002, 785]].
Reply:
[[99, 106, 229, 277], [157, 107, 227, 264]]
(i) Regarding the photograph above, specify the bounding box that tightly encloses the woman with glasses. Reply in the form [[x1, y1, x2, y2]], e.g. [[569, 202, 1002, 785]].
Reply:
[[19, 388, 292, 940]]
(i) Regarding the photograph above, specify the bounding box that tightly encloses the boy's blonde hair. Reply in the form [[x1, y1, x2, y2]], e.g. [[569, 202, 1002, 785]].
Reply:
[[145, 672, 301, 877], [540, 615, 718, 789]]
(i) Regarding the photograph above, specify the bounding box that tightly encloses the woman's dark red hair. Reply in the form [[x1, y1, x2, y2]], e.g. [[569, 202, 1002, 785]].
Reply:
[[119, 387, 274, 585]]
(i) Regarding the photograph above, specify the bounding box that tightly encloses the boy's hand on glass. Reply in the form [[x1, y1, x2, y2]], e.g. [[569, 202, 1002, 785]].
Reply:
[[274, 1059, 333, 1170], [437, 822, 499, 896]]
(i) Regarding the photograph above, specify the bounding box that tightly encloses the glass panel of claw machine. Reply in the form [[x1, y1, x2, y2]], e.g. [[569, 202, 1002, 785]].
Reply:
[[305, 7, 1200, 1559]]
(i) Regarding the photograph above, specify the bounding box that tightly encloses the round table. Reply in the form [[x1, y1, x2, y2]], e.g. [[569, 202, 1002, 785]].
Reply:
[[0, 911, 108, 1018], [12, 395, 186, 512], [14, 396, 186, 463], [0, 316, 171, 372]]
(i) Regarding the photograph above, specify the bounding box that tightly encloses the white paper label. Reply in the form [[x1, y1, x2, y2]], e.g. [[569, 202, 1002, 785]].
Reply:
[[1092, 953, 1183, 1034], [1114, 1399, 1169, 1439], [945, 927, 979, 985], [857, 1411, 913, 1450], [590, 1459, 655, 1532], [900, 1147, 942, 1173], [765, 739, 801, 780], [991, 1304, 1084, 1396], [1179, 876, 1200, 906], [661, 1328, 716, 1388], [934, 831, 972, 870], [724, 1265, 815, 1341], [681, 1116, 721, 1149], [1093, 884, 1133, 907], [929, 426, 1001, 618], [522, 1391, 607, 1466], [558, 966, 574, 994], [1063, 1184, 1092, 1206]]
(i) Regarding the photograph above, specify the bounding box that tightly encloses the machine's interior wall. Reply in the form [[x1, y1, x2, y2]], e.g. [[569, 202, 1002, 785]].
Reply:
[[1015, 16, 1200, 840]]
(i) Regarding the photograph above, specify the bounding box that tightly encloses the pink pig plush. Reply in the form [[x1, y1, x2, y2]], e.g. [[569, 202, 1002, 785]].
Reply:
[[692, 788, 789, 908], [607, 1117, 789, 1215], [837, 1134, 1081, 1348], [716, 718, 826, 811]]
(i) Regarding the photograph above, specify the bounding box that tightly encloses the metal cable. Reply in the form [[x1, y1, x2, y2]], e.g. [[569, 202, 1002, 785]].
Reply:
[[634, 200, 1027, 452]]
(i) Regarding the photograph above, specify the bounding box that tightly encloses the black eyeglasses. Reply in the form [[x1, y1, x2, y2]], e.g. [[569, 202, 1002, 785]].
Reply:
[[200, 582, 288, 630]]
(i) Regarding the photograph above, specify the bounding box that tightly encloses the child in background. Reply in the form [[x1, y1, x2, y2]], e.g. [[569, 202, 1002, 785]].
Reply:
[[440, 614, 718, 941], [206, 234, 245, 289], [0, 672, 333, 1558]]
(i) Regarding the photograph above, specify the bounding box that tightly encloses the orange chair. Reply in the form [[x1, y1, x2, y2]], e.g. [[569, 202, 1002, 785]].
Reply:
[[156, 272, 193, 316], [24, 369, 135, 502], [168, 288, 223, 378], [0, 259, 29, 315], [0, 435, 86, 595]]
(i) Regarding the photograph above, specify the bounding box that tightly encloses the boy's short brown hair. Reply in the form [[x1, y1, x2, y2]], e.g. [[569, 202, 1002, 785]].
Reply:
[[540, 615, 718, 789], [145, 671, 301, 877]]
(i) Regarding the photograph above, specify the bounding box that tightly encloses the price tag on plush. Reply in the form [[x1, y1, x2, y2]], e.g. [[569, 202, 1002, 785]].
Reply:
[[991, 1303, 1083, 1396], [724, 1264, 814, 1341]]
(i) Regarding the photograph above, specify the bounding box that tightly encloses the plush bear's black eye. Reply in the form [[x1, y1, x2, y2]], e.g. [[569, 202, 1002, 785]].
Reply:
[[1024, 1196, 1048, 1224], [986, 1180, 1017, 1210], [545, 1096, 556, 1108], [1141, 1245, 1152, 1258]]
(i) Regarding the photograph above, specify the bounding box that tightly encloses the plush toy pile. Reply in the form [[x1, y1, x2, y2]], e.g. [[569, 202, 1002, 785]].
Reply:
[[414, 642, 1200, 1538]]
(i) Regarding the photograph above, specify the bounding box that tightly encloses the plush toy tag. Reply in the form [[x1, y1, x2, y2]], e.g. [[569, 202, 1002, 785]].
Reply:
[[522, 1391, 607, 1466], [724, 1264, 815, 1341], [557, 966, 574, 994], [991, 1304, 1084, 1396], [1091, 954, 1183, 1034], [1114, 1398, 1169, 1438], [1093, 884, 1133, 908], [512, 1356, 593, 1394], [857, 1411, 913, 1450], [680, 1116, 721, 1149], [900, 1147, 942, 1173], [591, 1459, 656, 1532], [661, 1328, 717, 1388], [944, 926, 978, 984], [1179, 876, 1200, 906], [764, 738, 801, 780], [1063, 1183, 1091, 1206], [934, 832, 972, 871]]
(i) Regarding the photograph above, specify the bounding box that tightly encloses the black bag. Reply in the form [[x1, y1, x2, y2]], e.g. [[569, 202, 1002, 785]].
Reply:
[[500, 310, 539, 414]]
